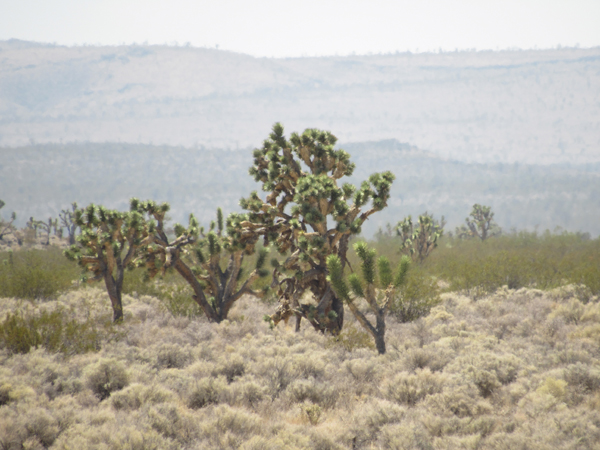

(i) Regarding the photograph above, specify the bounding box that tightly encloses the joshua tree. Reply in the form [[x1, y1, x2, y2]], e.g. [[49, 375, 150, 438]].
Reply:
[[26, 217, 37, 237], [60, 202, 79, 245], [0, 200, 16, 241], [239, 123, 395, 334], [456, 204, 500, 241], [33, 217, 58, 245], [64, 202, 147, 322], [327, 242, 410, 354], [396, 213, 445, 263], [137, 202, 269, 323]]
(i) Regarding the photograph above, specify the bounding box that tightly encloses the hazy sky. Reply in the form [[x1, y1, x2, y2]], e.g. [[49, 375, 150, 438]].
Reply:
[[2, 0, 600, 57]]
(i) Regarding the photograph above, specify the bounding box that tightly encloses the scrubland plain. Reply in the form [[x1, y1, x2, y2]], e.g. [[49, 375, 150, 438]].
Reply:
[[1, 280, 600, 449]]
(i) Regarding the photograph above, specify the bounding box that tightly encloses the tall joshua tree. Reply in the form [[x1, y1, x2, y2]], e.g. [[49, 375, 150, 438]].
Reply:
[[328, 242, 410, 354], [137, 202, 269, 323], [239, 123, 395, 334], [64, 201, 147, 322]]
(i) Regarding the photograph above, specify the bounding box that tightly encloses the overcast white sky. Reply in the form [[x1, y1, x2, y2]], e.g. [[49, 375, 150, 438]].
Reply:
[[1, 0, 599, 57]]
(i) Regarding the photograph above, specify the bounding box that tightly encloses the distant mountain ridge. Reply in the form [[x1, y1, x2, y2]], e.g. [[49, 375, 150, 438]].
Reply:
[[1, 40, 599, 165]]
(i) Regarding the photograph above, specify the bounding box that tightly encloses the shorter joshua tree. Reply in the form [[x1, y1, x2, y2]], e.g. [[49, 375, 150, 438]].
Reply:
[[0, 200, 16, 241], [456, 204, 500, 241], [137, 202, 269, 323], [396, 213, 445, 263], [327, 242, 410, 354], [64, 202, 147, 322], [60, 202, 79, 245]]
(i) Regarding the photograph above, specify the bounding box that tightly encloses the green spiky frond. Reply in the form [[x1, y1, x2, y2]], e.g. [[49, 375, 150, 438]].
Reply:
[[326, 254, 350, 302]]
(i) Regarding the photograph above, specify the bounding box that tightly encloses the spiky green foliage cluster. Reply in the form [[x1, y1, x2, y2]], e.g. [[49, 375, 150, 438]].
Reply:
[[240, 123, 395, 333], [456, 204, 501, 241], [396, 213, 445, 263], [327, 242, 410, 354]]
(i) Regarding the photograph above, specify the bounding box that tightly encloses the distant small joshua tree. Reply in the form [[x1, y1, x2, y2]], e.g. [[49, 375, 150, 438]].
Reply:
[[396, 213, 445, 263], [33, 217, 58, 245], [0, 200, 16, 241], [60, 202, 79, 245], [456, 204, 500, 241]]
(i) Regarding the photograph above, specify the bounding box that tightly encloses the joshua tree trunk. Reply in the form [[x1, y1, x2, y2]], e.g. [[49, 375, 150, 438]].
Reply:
[[99, 257, 124, 323], [374, 313, 386, 355]]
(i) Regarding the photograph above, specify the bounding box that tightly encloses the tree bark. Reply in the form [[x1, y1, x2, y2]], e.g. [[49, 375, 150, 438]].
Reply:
[[374, 332, 386, 355], [103, 273, 123, 323]]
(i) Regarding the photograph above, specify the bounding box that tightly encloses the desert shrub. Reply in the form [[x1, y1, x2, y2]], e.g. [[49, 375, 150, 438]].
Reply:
[[472, 353, 522, 386], [536, 377, 568, 401], [146, 402, 199, 444], [468, 367, 502, 398], [549, 298, 586, 325], [428, 385, 493, 418], [256, 356, 298, 399], [301, 403, 322, 425], [344, 358, 379, 384], [0, 407, 62, 450], [0, 308, 106, 355], [564, 363, 600, 394], [111, 384, 176, 410], [350, 398, 405, 447], [292, 352, 326, 379], [155, 343, 191, 369], [0, 247, 78, 300], [427, 231, 600, 296], [0, 383, 11, 406], [390, 268, 441, 323], [286, 379, 339, 409], [327, 324, 375, 352], [385, 369, 444, 406], [379, 423, 432, 450], [404, 347, 451, 372], [86, 359, 129, 400], [201, 405, 263, 447], [23, 407, 61, 448], [187, 377, 227, 409], [212, 355, 246, 383], [225, 378, 267, 409], [122, 267, 201, 318]]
